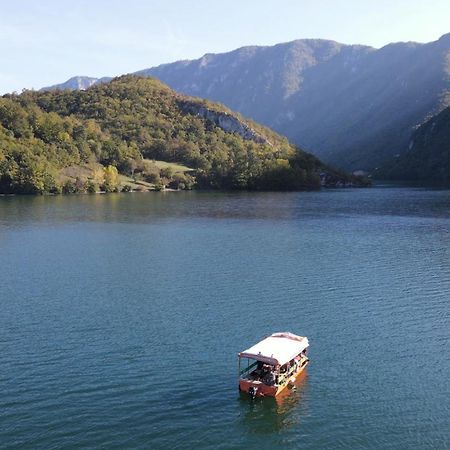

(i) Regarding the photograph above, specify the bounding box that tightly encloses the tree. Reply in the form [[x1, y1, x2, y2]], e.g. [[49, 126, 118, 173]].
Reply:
[[85, 179, 97, 193], [102, 165, 119, 192], [62, 180, 76, 194], [169, 173, 195, 190], [160, 166, 174, 179]]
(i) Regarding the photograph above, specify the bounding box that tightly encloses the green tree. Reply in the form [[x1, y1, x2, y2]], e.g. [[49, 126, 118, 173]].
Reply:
[[102, 165, 119, 192]]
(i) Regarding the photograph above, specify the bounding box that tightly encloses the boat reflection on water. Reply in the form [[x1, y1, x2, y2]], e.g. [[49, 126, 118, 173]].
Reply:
[[238, 369, 310, 434], [274, 368, 308, 408]]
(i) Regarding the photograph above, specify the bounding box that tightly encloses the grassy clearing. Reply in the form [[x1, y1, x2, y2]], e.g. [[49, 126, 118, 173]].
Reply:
[[58, 163, 102, 184], [59, 164, 155, 191], [118, 175, 154, 191], [57, 160, 194, 192], [147, 160, 193, 173]]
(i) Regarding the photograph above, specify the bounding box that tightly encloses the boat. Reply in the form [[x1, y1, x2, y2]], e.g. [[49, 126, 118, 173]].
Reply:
[[238, 332, 309, 398]]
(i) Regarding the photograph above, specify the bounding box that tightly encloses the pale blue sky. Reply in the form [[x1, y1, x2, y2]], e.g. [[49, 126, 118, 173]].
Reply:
[[1, 0, 449, 93]]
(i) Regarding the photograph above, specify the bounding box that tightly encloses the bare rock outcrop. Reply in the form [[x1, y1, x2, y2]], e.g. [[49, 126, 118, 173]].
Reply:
[[179, 101, 271, 146]]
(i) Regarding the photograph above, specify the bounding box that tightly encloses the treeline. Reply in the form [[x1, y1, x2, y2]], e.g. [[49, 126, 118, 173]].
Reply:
[[0, 75, 361, 194]]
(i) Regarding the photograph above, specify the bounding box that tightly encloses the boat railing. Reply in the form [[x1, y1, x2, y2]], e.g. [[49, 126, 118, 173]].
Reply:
[[239, 355, 308, 384], [239, 360, 258, 377]]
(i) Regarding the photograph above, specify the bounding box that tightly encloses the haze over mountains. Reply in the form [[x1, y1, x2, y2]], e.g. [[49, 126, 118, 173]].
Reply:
[[43, 33, 450, 174]]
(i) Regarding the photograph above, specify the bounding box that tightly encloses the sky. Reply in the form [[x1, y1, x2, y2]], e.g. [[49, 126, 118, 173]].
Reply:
[[1, 0, 449, 94]]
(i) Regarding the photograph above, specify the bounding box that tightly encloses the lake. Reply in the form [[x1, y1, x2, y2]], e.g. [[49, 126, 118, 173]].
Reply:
[[1, 187, 449, 449]]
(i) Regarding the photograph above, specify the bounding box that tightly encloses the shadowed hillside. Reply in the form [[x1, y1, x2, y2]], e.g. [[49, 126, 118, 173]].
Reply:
[[377, 106, 450, 182]]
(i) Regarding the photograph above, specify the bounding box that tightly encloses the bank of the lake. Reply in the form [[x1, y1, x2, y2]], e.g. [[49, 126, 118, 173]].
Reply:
[[1, 187, 449, 449]]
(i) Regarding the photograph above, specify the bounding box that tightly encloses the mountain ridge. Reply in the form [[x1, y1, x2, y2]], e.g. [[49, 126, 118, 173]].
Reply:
[[40, 34, 450, 172]]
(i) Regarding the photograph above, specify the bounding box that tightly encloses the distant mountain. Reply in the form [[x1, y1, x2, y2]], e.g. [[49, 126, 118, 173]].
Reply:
[[141, 35, 450, 171], [376, 106, 450, 181], [41, 76, 112, 91], [42, 34, 450, 172]]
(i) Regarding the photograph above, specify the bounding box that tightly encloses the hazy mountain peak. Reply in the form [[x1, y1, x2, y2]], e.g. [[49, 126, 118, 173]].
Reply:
[[438, 32, 450, 42], [40, 75, 112, 92]]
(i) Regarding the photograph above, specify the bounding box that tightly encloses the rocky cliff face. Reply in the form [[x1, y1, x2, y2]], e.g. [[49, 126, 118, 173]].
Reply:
[[179, 101, 270, 145]]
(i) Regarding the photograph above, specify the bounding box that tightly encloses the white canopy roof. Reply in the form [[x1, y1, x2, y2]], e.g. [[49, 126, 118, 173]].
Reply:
[[239, 332, 309, 366]]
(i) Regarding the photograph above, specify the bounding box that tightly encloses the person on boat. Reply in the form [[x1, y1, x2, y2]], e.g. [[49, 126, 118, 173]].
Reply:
[[263, 367, 276, 386]]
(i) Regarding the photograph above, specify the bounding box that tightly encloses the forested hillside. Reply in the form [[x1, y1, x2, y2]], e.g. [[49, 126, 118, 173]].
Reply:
[[0, 75, 362, 194], [377, 106, 450, 182]]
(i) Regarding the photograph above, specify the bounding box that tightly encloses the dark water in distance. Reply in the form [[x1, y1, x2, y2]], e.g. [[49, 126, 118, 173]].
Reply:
[[1, 187, 449, 449]]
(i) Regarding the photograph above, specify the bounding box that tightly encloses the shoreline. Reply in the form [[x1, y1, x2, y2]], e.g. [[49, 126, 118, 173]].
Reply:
[[0, 184, 375, 197], [0, 187, 182, 197]]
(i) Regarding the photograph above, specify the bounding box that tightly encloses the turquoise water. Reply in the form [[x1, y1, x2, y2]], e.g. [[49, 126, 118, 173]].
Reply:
[[1, 188, 449, 449]]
